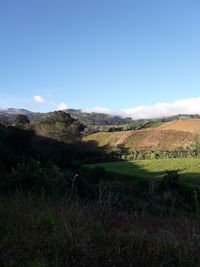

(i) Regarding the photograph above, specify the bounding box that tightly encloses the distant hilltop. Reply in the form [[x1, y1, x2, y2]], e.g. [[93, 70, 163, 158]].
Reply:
[[0, 108, 134, 125], [0, 108, 32, 115], [0, 107, 200, 126]]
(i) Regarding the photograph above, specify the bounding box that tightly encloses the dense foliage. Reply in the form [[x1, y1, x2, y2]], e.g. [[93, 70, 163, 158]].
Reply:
[[84, 121, 152, 133], [122, 147, 200, 160]]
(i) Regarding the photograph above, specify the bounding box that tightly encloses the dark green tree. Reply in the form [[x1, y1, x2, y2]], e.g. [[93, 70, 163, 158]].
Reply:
[[15, 114, 30, 125], [34, 111, 83, 143]]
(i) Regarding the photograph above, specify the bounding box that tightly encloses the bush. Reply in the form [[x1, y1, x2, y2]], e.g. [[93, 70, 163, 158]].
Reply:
[[9, 159, 64, 192]]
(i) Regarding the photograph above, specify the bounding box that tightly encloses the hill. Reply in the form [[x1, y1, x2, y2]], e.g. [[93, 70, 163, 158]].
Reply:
[[36, 111, 200, 126], [83, 118, 200, 151], [158, 118, 200, 132], [30, 109, 135, 125], [83, 128, 194, 151], [0, 108, 135, 125], [65, 109, 134, 125], [0, 108, 32, 115], [0, 108, 32, 124], [1, 107, 200, 126]]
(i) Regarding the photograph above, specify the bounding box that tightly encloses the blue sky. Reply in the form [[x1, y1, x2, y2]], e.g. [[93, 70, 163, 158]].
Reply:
[[0, 0, 200, 117]]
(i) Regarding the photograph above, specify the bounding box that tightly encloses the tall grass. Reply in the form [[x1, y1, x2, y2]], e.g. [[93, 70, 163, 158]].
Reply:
[[0, 191, 200, 266]]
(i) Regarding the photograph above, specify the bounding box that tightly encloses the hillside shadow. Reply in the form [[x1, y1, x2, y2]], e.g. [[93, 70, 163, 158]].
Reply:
[[0, 124, 129, 171], [1, 124, 200, 192]]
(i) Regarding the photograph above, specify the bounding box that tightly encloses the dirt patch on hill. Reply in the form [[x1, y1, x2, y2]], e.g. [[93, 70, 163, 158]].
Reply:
[[83, 129, 194, 151], [158, 119, 200, 133]]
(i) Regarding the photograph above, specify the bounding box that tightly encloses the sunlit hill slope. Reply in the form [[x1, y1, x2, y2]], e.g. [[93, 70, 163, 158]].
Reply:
[[83, 119, 200, 151]]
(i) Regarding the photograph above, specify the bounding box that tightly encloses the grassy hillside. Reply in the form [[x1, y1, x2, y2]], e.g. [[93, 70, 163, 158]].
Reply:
[[159, 118, 200, 132], [147, 121, 165, 128], [83, 128, 193, 151], [83, 119, 200, 151], [86, 158, 200, 188]]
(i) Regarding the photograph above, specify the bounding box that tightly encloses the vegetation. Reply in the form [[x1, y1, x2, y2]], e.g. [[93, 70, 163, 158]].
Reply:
[[86, 158, 200, 188], [32, 111, 84, 143], [1, 192, 200, 267], [0, 108, 135, 125], [2, 109, 200, 265], [83, 129, 193, 151], [15, 114, 30, 125], [1, 108, 200, 127], [122, 148, 200, 161], [65, 109, 134, 125], [147, 121, 165, 128], [84, 121, 165, 133]]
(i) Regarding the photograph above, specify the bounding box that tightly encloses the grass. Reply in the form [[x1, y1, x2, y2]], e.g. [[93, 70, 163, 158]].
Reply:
[[86, 158, 200, 187], [1, 191, 200, 266], [146, 121, 165, 128]]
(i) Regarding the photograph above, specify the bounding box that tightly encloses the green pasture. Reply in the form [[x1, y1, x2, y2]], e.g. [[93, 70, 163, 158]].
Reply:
[[147, 121, 165, 128], [86, 158, 200, 187]]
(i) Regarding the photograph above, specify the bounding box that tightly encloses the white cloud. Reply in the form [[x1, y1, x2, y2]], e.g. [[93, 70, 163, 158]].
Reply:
[[57, 102, 67, 110], [34, 96, 45, 103], [82, 97, 200, 120]]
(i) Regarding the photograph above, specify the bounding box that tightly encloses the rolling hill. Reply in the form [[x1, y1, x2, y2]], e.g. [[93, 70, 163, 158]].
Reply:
[[83, 119, 200, 151], [158, 118, 200, 132]]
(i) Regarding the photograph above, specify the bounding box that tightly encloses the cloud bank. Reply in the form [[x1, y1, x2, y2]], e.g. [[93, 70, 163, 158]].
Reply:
[[83, 97, 200, 120]]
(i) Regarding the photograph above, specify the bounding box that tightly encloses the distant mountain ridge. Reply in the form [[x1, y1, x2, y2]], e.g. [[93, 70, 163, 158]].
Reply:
[[0, 107, 200, 126], [65, 109, 134, 125], [0, 108, 32, 115], [0, 108, 33, 124], [0, 108, 134, 125]]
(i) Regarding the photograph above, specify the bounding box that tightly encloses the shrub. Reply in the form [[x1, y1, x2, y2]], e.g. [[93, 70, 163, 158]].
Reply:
[[10, 159, 64, 192]]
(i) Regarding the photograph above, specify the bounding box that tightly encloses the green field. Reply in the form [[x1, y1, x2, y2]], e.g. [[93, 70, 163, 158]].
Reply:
[[87, 158, 200, 187], [147, 121, 165, 128]]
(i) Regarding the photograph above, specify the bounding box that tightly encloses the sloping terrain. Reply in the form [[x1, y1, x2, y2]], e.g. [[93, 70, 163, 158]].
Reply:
[[158, 119, 200, 133], [83, 128, 194, 151]]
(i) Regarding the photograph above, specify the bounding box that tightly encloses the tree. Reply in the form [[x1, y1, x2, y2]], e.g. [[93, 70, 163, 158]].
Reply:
[[34, 111, 82, 143], [15, 114, 30, 125]]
